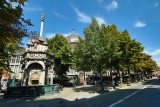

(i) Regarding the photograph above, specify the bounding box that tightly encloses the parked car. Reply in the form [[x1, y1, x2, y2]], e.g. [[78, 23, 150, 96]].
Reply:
[[86, 76, 101, 85], [122, 75, 131, 84], [1, 78, 8, 92], [86, 76, 94, 85]]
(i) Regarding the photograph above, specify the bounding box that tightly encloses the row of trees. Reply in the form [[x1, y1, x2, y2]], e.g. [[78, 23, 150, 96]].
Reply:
[[0, 0, 31, 73], [1, 0, 158, 90], [73, 19, 158, 90], [47, 18, 158, 90]]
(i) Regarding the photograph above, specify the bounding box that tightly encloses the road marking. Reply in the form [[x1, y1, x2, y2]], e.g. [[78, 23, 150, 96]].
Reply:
[[108, 80, 158, 107], [7, 97, 26, 104], [7, 99, 19, 103]]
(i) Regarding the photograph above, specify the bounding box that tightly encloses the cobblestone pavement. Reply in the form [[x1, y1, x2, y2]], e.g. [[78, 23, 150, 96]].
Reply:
[[0, 79, 154, 107], [37, 83, 115, 101]]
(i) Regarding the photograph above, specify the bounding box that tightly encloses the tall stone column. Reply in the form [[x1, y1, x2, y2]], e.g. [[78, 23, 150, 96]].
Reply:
[[40, 14, 44, 38]]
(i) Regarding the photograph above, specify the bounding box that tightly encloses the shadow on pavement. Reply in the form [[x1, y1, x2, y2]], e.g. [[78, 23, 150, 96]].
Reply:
[[73, 83, 112, 94], [0, 78, 159, 107]]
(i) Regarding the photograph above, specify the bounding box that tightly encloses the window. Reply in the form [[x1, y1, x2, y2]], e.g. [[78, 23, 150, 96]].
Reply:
[[70, 38, 78, 43]]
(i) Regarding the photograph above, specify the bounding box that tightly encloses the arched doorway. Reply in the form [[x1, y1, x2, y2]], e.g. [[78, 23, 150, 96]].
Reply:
[[26, 63, 43, 86]]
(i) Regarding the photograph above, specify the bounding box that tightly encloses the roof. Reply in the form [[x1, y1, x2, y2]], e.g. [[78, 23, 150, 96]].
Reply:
[[66, 29, 79, 43], [38, 36, 45, 42], [15, 48, 26, 56]]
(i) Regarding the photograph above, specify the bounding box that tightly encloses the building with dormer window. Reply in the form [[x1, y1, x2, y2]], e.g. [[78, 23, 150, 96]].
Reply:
[[66, 29, 79, 50]]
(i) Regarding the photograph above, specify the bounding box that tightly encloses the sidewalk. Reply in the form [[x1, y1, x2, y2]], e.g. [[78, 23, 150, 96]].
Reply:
[[37, 83, 118, 101], [37, 78, 152, 101]]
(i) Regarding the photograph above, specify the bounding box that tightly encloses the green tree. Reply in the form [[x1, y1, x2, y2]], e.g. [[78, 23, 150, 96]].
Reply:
[[119, 30, 148, 82], [74, 18, 158, 89], [47, 34, 73, 78], [0, 0, 32, 72], [83, 19, 122, 90], [119, 30, 132, 72], [118, 30, 136, 83], [136, 53, 158, 79], [107, 25, 123, 85], [128, 40, 144, 82], [83, 18, 107, 90], [73, 37, 91, 83]]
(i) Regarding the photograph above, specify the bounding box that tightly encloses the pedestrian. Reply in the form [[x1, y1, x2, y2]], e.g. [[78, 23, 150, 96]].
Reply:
[[112, 75, 116, 89], [7, 76, 11, 86]]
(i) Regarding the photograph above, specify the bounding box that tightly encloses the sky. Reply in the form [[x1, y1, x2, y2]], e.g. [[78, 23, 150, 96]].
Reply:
[[21, 0, 160, 66]]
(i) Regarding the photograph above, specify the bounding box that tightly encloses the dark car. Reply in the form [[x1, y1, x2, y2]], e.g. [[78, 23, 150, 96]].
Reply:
[[122, 75, 131, 84], [86, 76, 101, 85]]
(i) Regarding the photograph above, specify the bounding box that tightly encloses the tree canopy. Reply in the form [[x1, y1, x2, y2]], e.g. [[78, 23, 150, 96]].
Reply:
[[47, 34, 73, 77], [73, 18, 158, 88], [0, 0, 32, 72]]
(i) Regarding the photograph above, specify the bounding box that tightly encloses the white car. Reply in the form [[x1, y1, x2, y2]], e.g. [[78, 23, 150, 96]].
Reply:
[[1, 79, 8, 92]]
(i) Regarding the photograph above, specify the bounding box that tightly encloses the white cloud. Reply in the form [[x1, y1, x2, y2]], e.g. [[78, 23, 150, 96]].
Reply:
[[134, 20, 146, 28], [149, 49, 160, 56], [155, 59, 160, 62], [45, 32, 72, 38], [45, 33, 56, 38], [53, 12, 68, 20], [106, 0, 118, 11], [73, 6, 91, 23], [154, 2, 159, 7], [143, 50, 150, 54], [144, 49, 160, 66], [24, 5, 43, 12], [153, 58, 160, 66], [62, 33, 72, 37], [95, 17, 106, 25]]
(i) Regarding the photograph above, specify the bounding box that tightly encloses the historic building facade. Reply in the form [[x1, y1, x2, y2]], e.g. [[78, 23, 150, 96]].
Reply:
[[66, 29, 79, 50], [20, 14, 54, 86], [9, 49, 26, 80]]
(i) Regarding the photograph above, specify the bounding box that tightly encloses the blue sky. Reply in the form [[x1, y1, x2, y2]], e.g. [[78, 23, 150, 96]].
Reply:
[[22, 0, 160, 66]]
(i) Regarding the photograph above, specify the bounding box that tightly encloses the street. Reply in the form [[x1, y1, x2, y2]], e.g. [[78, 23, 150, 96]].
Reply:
[[69, 78, 160, 107], [0, 78, 160, 107]]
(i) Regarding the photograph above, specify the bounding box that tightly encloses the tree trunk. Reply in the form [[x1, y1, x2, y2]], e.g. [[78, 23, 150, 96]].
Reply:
[[83, 70, 86, 85], [116, 63, 122, 85], [133, 65, 137, 82], [140, 72, 143, 80], [143, 72, 146, 81], [127, 66, 131, 83], [100, 74, 104, 90]]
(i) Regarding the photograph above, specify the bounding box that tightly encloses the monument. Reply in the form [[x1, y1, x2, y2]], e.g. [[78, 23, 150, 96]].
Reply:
[[21, 14, 54, 86]]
